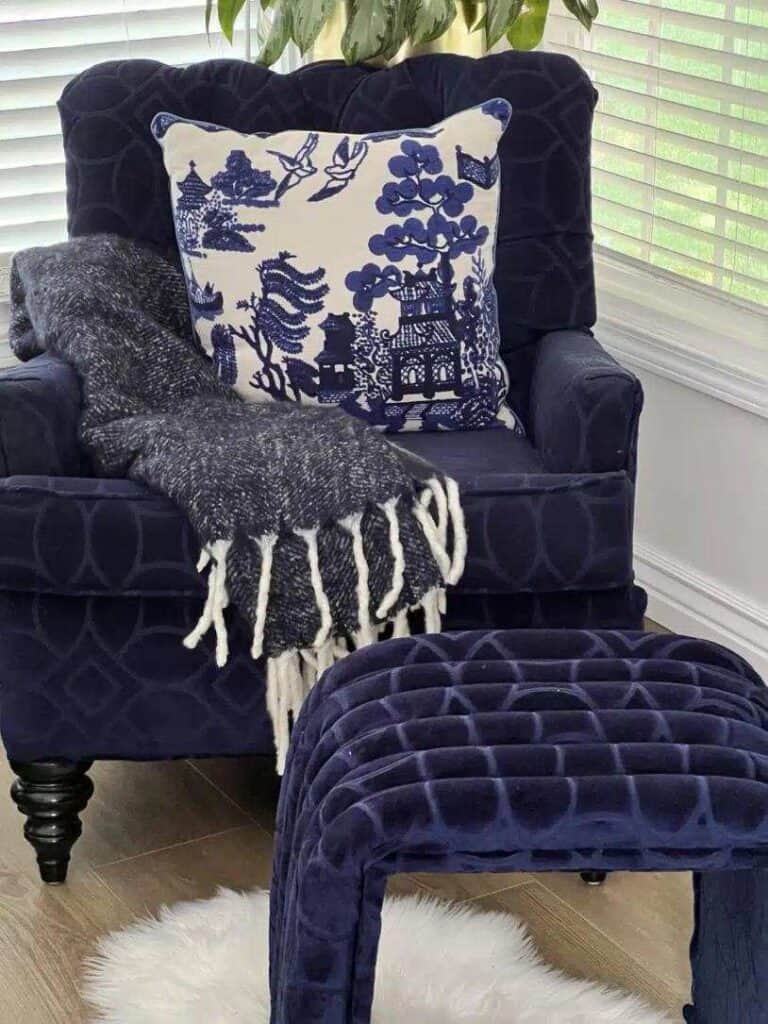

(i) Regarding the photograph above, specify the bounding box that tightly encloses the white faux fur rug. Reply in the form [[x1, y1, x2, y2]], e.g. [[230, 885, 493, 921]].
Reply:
[[83, 888, 670, 1024]]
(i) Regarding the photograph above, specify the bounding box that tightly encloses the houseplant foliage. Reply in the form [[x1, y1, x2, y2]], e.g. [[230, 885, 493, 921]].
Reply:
[[207, 0, 598, 66]]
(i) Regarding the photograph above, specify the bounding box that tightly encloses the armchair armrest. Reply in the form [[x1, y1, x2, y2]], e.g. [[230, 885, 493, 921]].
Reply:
[[530, 329, 643, 476], [0, 354, 88, 477]]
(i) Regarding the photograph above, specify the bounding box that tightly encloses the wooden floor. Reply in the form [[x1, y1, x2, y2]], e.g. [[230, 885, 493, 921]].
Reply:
[[0, 751, 693, 1022]]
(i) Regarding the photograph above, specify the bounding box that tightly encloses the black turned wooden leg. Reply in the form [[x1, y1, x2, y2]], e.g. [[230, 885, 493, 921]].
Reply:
[[9, 760, 94, 884], [580, 871, 608, 886]]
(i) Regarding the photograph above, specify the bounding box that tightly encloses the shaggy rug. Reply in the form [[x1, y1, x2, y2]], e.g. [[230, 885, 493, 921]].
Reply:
[[83, 889, 671, 1023]]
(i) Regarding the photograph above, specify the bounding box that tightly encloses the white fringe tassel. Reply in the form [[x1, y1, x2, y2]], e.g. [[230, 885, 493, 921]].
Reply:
[[413, 497, 452, 579], [424, 476, 449, 549], [376, 497, 405, 619], [296, 527, 334, 648], [250, 533, 277, 661], [183, 538, 232, 668], [445, 476, 467, 585], [341, 513, 376, 648], [185, 473, 468, 775], [422, 587, 442, 634]]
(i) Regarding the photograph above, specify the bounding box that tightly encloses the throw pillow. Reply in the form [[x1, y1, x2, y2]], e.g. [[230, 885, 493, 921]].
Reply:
[[152, 101, 521, 433]]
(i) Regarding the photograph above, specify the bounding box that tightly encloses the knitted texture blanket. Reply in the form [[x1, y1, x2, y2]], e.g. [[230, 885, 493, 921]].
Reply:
[[10, 235, 466, 770]]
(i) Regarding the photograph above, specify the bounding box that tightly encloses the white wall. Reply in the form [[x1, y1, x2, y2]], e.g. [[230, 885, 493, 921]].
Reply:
[[611, 355, 768, 678]]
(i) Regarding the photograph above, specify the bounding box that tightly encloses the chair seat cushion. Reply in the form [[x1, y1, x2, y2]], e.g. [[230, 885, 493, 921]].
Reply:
[[0, 430, 634, 598]]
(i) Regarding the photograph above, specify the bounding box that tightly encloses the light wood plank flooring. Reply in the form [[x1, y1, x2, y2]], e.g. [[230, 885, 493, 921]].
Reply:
[[0, 618, 693, 1022], [0, 753, 693, 1023]]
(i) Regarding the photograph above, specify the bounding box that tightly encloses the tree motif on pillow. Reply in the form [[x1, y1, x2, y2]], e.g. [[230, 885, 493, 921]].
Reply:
[[153, 101, 522, 433]]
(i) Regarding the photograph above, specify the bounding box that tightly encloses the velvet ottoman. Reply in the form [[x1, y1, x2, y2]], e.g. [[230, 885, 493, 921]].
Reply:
[[270, 628, 768, 1024]]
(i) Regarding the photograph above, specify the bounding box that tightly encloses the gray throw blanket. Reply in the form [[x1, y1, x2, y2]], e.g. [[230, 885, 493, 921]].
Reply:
[[10, 235, 466, 770]]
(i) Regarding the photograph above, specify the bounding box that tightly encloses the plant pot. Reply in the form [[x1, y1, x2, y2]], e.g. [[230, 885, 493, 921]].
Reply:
[[313, 1, 487, 64]]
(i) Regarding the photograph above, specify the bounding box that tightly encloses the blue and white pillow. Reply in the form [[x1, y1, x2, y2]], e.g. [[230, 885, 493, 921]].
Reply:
[[152, 102, 521, 433]]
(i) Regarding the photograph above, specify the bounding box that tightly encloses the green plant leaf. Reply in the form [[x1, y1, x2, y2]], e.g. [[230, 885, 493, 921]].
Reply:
[[257, 0, 293, 64], [217, 0, 247, 42], [507, 0, 549, 48], [486, 0, 522, 46], [289, 0, 339, 53], [561, 0, 595, 29], [382, 0, 415, 59], [410, 0, 457, 45], [341, 0, 397, 63]]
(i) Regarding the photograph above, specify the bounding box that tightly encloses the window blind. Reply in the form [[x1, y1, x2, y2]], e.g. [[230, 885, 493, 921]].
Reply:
[[545, 0, 768, 312], [0, 0, 298, 365]]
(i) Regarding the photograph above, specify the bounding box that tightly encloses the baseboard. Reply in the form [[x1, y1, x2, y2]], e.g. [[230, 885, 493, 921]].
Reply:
[[635, 542, 768, 679]]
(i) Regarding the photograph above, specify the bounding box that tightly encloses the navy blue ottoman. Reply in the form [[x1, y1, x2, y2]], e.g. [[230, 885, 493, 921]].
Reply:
[[269, 629, 768, 1024]]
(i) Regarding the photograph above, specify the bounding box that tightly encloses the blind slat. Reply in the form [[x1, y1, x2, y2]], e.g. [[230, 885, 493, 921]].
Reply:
[[0, 164, 64, 200], [546, 0, 768, 311], [593, 166, 768, 235], [0, 2, 294, 286], [594, 221, 768, 293], [2, 7, 209, 53], [548, 35, 768, 115], [596, 110, 768, 174], [551, 0, 768, 48], [593, 193, 768, 274], [549, 18, 768, 78], [592, 137, 767, 206], [596, 81, 767, 157], [2, 33, 244, 81]]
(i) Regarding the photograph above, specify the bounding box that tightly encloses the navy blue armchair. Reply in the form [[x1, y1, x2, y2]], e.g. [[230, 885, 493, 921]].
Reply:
[[0, 51, 644, 882]]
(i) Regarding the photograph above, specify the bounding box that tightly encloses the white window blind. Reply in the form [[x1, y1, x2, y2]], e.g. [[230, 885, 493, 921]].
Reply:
[[0, 1, 298, 365], [545, 0, 768, 313]]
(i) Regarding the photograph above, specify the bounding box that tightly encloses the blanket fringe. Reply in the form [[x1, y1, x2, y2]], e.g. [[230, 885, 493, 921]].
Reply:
[[296, 527, 333, 648], [184, 538, 232, 668], [250, 533, 277, 660], [376, 497, 405, 619], [190, 473, 466, 772], [341, 512, 376, 649]]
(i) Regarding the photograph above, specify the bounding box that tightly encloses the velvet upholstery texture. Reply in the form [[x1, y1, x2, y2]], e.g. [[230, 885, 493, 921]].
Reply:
[[0, 52, 646, 768], [0, 356, 87, 478], [269, 629, 768, 1024], [0, 592, 643, 763], [0, 466, 633, 598]]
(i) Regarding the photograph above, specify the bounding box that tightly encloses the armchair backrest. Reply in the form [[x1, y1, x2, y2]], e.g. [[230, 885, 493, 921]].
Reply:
[[58, 51, 596, 412]]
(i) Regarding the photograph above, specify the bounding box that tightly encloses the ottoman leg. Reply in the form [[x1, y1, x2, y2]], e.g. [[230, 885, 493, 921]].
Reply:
[[10, 760, 94, 884], [687, 868, 768, 1023], [580, 871, 607, 886], [270, 863, 388, 1024]]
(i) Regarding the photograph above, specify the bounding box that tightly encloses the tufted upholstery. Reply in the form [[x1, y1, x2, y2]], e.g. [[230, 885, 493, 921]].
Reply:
[[270, 629, 768, 1023], [58, 51, 596, 409]]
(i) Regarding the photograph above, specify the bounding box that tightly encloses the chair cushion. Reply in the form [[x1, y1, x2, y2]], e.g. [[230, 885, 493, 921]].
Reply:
[[58, 51, 596, 406], [0, 430, 634, 597]]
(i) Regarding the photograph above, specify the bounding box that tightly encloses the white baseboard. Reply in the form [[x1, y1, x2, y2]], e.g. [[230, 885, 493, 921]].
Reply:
[[635, 542, 768, 679]]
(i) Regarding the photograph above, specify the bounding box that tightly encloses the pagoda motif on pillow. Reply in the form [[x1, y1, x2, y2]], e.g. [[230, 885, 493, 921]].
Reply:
[[153, 102, 522, 433]]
